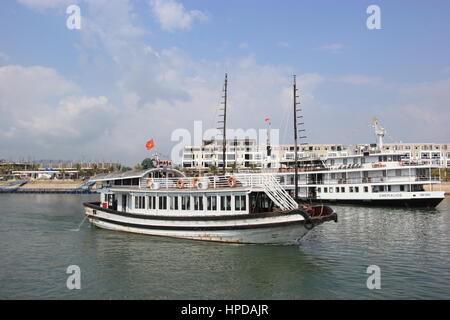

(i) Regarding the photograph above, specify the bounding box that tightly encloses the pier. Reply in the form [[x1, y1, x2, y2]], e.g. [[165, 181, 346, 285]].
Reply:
[[0, 180, 97, 194]]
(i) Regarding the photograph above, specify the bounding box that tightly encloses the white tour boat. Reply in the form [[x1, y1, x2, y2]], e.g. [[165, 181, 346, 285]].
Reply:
[[83, 168, 337, 244], [275, 118, 445, 207], [83, 73, 337, 243]]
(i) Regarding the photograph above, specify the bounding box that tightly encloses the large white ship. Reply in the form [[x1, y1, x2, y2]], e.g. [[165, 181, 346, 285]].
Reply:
[[275, 118, 445, 207]]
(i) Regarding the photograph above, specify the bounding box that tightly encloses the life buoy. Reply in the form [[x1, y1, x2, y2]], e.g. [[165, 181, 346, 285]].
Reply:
[[227, 176, 237, 187], [176, 178, 184, 189]]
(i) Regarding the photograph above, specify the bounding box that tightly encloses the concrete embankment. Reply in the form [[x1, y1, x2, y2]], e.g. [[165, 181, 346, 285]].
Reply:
[[0, 179, 96, 193]]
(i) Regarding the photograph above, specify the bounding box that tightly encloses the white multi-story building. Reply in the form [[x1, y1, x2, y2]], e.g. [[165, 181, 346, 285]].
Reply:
[[181, 140, 450, 171]]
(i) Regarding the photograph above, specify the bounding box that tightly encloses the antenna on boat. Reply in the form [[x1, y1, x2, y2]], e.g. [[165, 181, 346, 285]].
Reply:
[[293, 75, 306, 204], [217, 73, 228, 175]]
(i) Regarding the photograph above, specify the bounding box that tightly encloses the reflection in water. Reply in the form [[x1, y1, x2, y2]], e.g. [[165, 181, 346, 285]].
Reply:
[[0, 194, 449, 299]]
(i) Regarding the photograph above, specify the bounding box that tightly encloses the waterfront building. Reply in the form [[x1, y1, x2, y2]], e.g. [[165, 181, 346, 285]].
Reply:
[[181, 141, 450, 171]]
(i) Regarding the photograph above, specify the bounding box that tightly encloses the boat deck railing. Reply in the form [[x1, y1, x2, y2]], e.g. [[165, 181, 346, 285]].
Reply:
[[140, 173, 284, 190], [127, 173, 298, 211]]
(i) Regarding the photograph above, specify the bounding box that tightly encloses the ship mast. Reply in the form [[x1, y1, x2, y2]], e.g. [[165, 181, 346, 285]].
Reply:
[[218, 73, 228, 175], [372, 116, 386, 151], [293, 75, 306, 203]]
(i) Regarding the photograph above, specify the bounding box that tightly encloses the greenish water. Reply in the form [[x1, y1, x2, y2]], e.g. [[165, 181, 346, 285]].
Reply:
[[0, 193, 449, 299]]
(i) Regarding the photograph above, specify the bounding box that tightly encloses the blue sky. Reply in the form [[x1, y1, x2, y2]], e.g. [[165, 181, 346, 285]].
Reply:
[[1, 0, 449, 165]]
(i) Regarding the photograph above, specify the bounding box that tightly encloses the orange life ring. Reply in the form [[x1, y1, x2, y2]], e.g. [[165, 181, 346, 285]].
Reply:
[[227, 176, 237, 187], [176, 178, 184, 189]]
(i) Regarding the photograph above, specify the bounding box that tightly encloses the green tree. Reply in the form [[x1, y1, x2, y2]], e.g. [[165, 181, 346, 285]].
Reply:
[[75, 163, 82, 179], [208, 164, 218, 175], [91, 163, 98, 175], [141, 158, 156, 170]]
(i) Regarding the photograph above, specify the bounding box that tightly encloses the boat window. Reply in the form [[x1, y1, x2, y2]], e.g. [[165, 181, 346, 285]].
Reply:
[[317, 187, 321, 193], [235, 195, 246, 211], [355, 187, 359, 192], [400, 185, 405, 192], [324, 187, 328, 193], [341, 187, 345, 193], [135, 196, 146, 209], [194, 196, 204, 210], [207, 196, 217, 210], [220, 195, 232, 211], [181, 196, 190, 210], [169, 196, 179, 210], [364, 186, 369, 192], [159, 196, 167, 210], [336, 187, 339, 193], [349, 187, 354, 193], [148, 196, 156, 209]]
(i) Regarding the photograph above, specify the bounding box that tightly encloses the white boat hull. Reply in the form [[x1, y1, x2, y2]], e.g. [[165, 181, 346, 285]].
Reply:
[[83, 203, 335, 244]]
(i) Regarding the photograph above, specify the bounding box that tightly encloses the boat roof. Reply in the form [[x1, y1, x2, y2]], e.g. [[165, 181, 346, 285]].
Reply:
[[90, 168, 185, 182]]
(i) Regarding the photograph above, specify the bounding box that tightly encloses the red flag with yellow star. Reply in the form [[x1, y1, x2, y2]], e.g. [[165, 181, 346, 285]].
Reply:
[[145, 139, 155, 150]]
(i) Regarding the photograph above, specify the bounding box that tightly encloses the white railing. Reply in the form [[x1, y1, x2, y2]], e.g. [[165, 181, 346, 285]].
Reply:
[[139, 173, 299, 211]]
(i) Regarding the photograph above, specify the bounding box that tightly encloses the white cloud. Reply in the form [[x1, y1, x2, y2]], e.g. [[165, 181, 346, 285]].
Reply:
[[336, 75, 382, 85], [239, 42, 249, 49], [277, 41, 289, 48], [0, 65, 117, 157], [17, 0, 79, 10], [320, 43, 344, 52], [150, 0, 208, 32]]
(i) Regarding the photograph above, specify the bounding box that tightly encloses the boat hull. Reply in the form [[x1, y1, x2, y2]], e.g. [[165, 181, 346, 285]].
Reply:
[[300, 197, 444, 208], [83, 202, 336, 244]]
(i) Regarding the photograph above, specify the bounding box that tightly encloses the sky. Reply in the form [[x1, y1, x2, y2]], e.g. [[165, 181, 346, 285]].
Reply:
[[0, 0, 449, 165]]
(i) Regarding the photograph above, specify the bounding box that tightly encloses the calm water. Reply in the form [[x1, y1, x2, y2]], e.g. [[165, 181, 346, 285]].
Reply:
[[0, 193, 449, 299]]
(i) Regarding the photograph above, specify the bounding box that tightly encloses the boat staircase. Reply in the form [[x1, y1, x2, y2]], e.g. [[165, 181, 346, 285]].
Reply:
[[235, 174, 299, 211]]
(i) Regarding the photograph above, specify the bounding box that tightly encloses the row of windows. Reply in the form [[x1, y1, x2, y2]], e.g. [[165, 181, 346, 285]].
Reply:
[[318, 185, 413, 193], [132, 195, 246, 212], [319, 186, 367, 193]]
